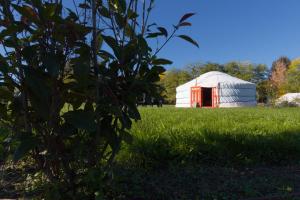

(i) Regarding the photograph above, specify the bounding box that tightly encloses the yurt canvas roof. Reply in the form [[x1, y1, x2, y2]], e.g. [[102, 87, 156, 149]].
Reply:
[[177, 71, 254, 91]]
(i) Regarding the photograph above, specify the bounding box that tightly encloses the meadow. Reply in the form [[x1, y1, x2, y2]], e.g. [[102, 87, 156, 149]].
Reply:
[[109, 107, 300, 199], [119, 107, 300, 166], [3, 107, 300, 199]]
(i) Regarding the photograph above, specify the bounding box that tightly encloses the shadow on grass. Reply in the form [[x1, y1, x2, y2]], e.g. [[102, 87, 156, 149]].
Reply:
[[117, 130, 300, 168], [109, 130, 300, 199]]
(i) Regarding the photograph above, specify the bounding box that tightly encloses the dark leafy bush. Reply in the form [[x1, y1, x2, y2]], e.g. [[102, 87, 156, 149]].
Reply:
[[0, 0, 197, 198]]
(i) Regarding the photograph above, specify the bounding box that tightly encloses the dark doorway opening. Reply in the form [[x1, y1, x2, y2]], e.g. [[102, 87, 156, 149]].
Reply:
[[202, 88, 212, 107]]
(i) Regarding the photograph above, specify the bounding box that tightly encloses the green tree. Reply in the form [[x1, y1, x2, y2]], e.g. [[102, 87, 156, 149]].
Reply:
[[160, 69, 192, 104], [224, 62, 241, 77], [187, 62, 224, 78], [0, 0, 197, 198], [223, 61, 256, 81], [256, 80, 269, 103], [284, 58, 300, 93], [224, 62, 270, 102], [254, 65, 270, 103], [253, 64, 269, 84]]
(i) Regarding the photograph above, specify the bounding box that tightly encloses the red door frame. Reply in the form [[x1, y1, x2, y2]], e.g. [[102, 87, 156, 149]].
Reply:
[[190, 86, 219, 108], [190, 86, 202, 107]]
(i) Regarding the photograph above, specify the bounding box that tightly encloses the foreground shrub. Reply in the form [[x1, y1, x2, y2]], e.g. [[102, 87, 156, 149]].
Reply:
[[0, 0, 197, 198]]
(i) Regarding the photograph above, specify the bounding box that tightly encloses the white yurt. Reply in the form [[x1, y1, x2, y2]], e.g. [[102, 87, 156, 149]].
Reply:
[[176, 71, 257, 108], [276, 93, 300, 106]]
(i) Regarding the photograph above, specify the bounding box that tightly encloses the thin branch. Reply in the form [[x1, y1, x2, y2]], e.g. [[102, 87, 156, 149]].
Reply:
[[91, 0, 99, 76], [107, 0, 119, 42], [132, 0, 138, 34], [141, 0, 153, 36], [154, 28, 177, 56], [121, 0, 134, 47], [71, 0, 81, 23]]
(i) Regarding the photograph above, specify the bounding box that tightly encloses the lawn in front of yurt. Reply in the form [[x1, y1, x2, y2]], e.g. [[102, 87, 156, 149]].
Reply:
[[119, 106, 300, 166]]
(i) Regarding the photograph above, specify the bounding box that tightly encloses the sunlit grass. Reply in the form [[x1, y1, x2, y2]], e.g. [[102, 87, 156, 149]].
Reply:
[[118, 107, 300, 166]]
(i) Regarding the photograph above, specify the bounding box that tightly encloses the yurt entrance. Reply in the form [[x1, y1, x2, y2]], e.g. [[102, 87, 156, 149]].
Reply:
[[202, 88, 212, 107], [190, 86, 219, 108]]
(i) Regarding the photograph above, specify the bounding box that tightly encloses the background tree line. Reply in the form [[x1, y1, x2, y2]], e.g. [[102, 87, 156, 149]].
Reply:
[[159, 57, 300, 104]]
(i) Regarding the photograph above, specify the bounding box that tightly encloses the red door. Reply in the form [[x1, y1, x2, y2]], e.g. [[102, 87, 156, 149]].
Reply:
[[190, 86, 201, 107]]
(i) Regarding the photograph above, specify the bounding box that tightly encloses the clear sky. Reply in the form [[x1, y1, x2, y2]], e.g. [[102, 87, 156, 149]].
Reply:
[[145, 0, 300, 69], [4, 0, 300, 70]]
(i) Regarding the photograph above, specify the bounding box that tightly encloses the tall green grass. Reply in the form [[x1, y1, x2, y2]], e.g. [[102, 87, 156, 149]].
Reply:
[[117, 107, 300, 166]]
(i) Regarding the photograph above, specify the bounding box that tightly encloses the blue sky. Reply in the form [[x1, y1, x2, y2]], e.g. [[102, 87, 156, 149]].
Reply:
[[4, 0, 300, 70], [145, 0, 300, 69]]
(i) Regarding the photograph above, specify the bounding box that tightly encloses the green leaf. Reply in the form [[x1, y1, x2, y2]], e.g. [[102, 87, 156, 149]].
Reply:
[[178, 22, 192, 27], [120, 130, 133, 144], [157, 27, 168, 37], [115, 13, 126, 29], [128, 105, 141, 120], [44, 3, 57, 18], [24, 68, 51, 119], [151, 66, 166, 74], [98, 50, 115, 60], [147, 32, 164, 38], [63, 110, 96, 132], [137, 36, 150, 54], [96, 33, 103, 50], [14, 132, 38, 162], [146, 66, 165, 82], [73, 61, 90, 86], [0, 55, 9, 74], [128, 9, 138, 19], [44, 53, 60, 78], [152, 58, 173, 65], [147, 23, 157, 30], [0, 86, 13, 100], [177, 35, 199, 48], [0, 103, 8, 120], [98, 6, 110, 18], [3, 37, 19, 48], [179, 13, 195, 23], [22, 45, 38, 64], [95, 191, 103, 200], [66, 8, 79, 21], [124, 24, 135, 37], [123, 39, 138, 63], [121, 112, 132, 129], [79, 3, 91, 9], [0, 25, 21, 40], [28, 0, 42, 9], [102, 35, 121, 59], [84, 101, 94, 112], [116, 0, 126, 12], [24, 69, 50, 100], [12, 4, 40, 24]]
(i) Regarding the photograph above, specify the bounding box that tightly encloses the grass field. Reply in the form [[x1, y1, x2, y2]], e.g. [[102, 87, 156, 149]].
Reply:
[[109, 107, 300, 199], [118, 107, 300, 166], [3, 107, 300, 199]]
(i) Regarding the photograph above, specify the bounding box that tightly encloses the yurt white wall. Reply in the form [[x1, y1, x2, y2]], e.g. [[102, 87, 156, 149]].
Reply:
[[176, 79, 196, 108], [218, 83, 256, 107]]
